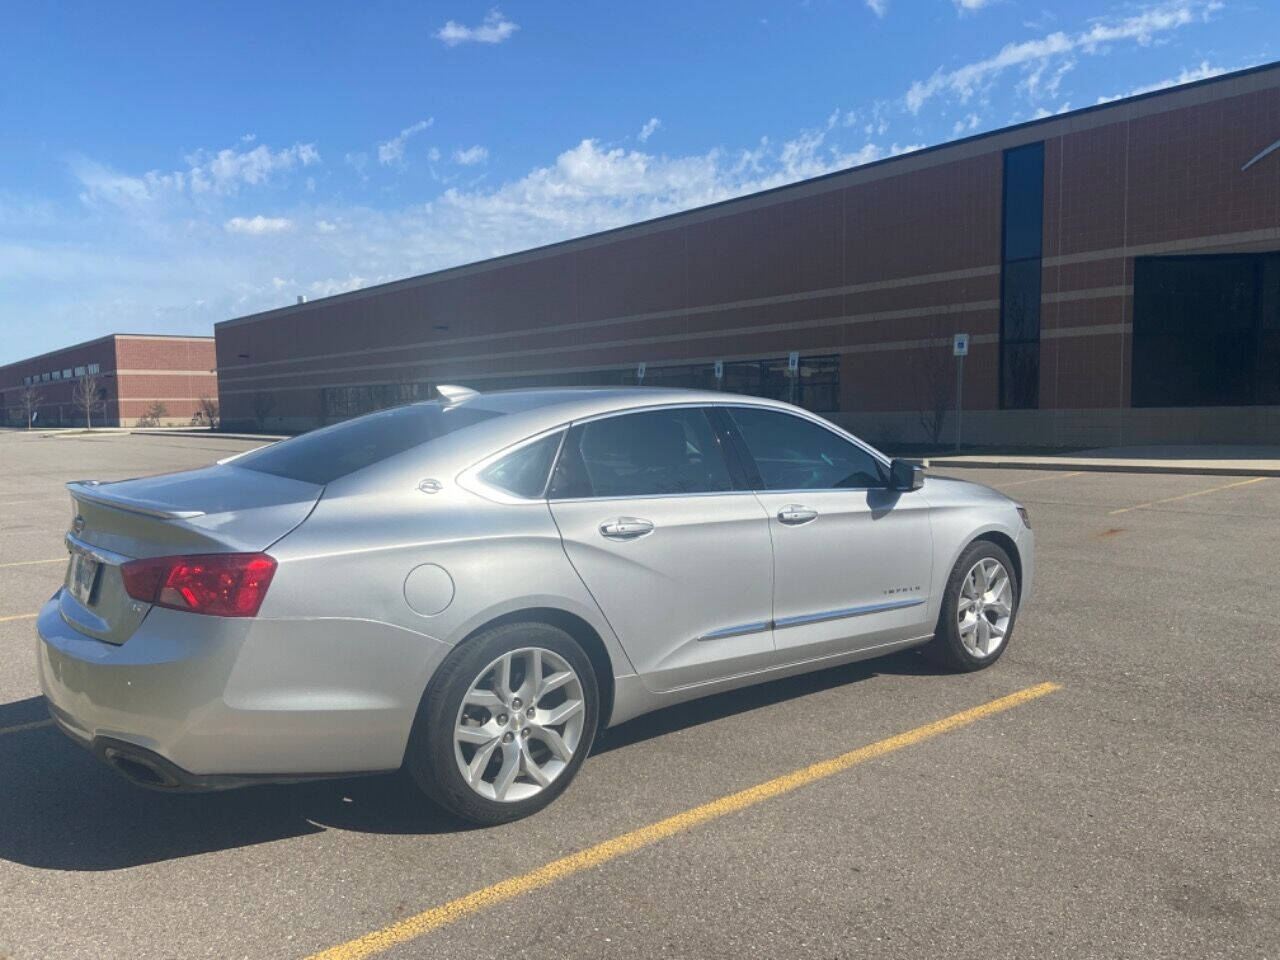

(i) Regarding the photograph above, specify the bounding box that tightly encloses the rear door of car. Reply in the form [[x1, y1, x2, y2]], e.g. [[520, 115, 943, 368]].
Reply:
[[547, 405, 776, 693], [719, 405, 934, 661]]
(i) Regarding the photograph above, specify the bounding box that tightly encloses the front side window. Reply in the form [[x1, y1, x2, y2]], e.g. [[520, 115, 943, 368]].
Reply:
[[479, 432, 563, 499], [550, 408, 733, 499], [727, 406, 885, 490]]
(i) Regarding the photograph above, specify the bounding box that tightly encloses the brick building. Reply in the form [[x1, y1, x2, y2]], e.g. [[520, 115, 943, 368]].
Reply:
[[215, 63, 1280, 446], [1, 334, 217, 428]]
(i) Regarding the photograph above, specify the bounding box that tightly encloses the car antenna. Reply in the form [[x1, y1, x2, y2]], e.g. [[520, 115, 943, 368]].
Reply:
[[436, 384, 480, 404]]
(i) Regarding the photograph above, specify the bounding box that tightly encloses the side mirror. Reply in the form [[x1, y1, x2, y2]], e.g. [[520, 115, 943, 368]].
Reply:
[[889, 458, 924, 492]]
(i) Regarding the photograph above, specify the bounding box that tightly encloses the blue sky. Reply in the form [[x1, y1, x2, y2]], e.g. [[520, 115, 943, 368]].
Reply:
[[0, 0, 1273, 363]]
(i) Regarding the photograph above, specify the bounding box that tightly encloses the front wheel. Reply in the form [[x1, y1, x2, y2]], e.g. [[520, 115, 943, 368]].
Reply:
[[406, 621, 598, 825], [924, 540, 1019, 671]]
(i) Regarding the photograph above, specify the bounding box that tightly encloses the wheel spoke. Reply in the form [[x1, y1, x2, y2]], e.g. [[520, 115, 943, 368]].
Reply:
[[466, 737, 501, 785], [538, 669, 574, 699], [464, 689, 504, 710], [541, 698, 583, 727], [976, 617, 991, 652], [531, 724, 573, 762], [456, 722, 498, 745], [987, 616, 1007, 640], [495, 653, 514, 701], [520, 742, 551, 787], [989, 597, 1012, 618], [492, 741, 521, 800], [957, 596, 975, 614]]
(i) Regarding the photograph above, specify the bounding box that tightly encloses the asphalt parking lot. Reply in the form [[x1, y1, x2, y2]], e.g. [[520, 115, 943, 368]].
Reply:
[[1, 430, 1277, 960]]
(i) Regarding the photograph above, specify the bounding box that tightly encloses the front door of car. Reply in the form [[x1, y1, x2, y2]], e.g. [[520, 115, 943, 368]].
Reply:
[[721, 406, 934, 661], [548, 406, 775, 693]]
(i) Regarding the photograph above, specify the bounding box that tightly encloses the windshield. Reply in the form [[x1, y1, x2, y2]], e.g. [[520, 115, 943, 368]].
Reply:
[[235, 401, 503, 485]]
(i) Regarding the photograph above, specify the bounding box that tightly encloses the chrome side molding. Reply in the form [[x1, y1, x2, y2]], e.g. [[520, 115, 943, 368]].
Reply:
[[697, 597, 924, 641]]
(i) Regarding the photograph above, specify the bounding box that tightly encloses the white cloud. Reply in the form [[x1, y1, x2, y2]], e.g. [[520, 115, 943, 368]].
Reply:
[[73, 142, 320, 209], [1096, 59, 1231, 102], [638, 117, 661, 142], [436, 9, 519, 46], [378, 119, 434, 167], [865, 0, 888, 16], [453, 145, 489, 165], [952, 113, 982, 136], [954, 0, 995, 11], [315, 219, 338, 233], [905, 0, 1218, 113], [225, 215, 293, 234]]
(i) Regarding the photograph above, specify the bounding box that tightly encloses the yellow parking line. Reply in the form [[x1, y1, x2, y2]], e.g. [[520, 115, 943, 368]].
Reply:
[[997, 470, 1085, 488], [305, 681, 1062, 960], [0, 558, 64, 568], [1108, 476, 1266, 515], [0, 719, 52, 736], [0, 612, 38, 623]]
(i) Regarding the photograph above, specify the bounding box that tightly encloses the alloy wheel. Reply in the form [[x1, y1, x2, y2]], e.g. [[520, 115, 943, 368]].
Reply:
[[957, 557, 1013, 658], [453, 646, 586, 803]]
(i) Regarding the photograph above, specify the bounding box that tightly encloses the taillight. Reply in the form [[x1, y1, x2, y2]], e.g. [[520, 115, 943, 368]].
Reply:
[[121, 553, 277, 617]]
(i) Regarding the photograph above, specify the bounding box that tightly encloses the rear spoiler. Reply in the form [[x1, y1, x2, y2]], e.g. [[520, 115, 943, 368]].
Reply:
[[66, 480, 206, 521]]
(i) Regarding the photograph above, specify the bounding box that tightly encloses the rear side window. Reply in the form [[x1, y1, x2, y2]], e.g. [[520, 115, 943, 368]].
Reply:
[[727, 406, 885, 490], [479, 432, 563, 499], [237, 402, 503, 485], [549, 408, 733, 498]]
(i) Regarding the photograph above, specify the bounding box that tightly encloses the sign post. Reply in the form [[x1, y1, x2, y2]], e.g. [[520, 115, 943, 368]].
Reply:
[[636, 362, 646, 384], [713, 360, 724, 389], [952, 333, 969, 451], [787, 351, 799, 405]]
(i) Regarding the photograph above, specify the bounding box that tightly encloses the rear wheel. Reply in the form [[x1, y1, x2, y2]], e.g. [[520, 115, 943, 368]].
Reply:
[[406, 621, 598, 825], [924, 540, 1019, 671]]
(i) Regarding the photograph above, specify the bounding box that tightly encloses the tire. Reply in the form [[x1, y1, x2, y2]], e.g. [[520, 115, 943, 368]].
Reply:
[[924, 539, 1020, 672], [406, 620, 599, 825]]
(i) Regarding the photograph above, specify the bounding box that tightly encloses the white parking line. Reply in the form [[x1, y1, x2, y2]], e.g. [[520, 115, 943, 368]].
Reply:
[[0, 558, 64, 568], [996, 470, 1085, 488]]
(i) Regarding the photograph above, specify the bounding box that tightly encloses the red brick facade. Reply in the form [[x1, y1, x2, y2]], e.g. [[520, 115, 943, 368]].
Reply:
[[216, 65, 1280, 445], [1, 335, 217, 428]]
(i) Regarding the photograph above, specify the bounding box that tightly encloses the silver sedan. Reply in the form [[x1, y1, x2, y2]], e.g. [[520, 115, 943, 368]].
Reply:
[[37, 386, 1032, 824]]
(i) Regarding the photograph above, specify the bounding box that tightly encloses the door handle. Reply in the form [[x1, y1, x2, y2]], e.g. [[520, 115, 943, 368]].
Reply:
[[777, 504, 819, 525], [599, 517, 655, 540]]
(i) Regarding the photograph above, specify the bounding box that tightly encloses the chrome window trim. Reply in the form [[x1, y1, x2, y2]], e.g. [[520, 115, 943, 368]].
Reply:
[[455, 426, 569, 505]]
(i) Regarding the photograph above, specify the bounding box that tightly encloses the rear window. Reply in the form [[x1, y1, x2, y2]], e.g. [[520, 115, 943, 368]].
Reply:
[[236, 402, 503, 485]]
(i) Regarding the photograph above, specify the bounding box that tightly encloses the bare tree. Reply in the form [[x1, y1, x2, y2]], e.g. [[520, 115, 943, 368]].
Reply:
[[197, 395, 220, 429], [912, 340, 953, 447], [19, 386, 42, 428], [137, 401, 168, 427], [251, 391, 277, 431], [72, 372, 103, 428]]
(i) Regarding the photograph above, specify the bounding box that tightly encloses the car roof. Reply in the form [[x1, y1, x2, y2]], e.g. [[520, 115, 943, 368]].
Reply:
[[460, 385, 796, 419]]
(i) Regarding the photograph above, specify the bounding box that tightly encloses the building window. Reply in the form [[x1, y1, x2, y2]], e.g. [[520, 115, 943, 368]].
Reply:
[[87, 363, 100, 375], [321, 380, 425, 422], [52, 370, 62, 381], [42, 372, 50, 382], [74, 366, 85, 377], [1132, 253, 1280, 407], [999, 142, 1044, 410], [62, 368, 72, 379]]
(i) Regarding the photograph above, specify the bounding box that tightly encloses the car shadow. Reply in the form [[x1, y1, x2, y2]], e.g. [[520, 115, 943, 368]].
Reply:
[[0, 649, 941, 871]]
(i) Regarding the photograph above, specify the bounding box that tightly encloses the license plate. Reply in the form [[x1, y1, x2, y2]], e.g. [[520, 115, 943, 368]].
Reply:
[[68, 549, 101, 606]]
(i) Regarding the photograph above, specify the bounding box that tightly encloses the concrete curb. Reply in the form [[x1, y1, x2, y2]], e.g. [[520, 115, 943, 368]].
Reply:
[[923, 457, 1280, 478], [130, 430, 287, 442]]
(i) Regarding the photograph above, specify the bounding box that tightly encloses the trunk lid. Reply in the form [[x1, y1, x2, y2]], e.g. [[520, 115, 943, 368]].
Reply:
[[61, 464, 321, 644]]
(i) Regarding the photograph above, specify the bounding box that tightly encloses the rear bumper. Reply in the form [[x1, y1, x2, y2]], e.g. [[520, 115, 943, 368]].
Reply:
[[37, 590, 452, 782]]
